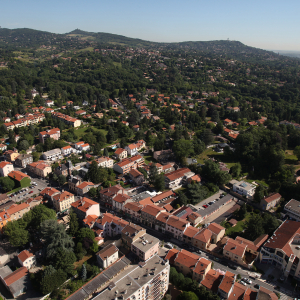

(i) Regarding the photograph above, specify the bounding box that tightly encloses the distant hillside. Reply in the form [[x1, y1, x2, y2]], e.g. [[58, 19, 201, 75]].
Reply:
[[0, 27, 282, 60]]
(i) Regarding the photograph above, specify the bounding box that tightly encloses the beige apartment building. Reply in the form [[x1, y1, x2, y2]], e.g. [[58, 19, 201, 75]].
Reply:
[[52, 191, 75, 212]]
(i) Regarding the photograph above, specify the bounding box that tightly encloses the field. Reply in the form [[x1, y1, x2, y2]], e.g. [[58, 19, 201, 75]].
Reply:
[[74, 126, 107, 139]]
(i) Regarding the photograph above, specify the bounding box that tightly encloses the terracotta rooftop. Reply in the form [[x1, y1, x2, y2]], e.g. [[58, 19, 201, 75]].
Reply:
[[201, 269, 223, 293], [228, 282, 247, 300], [183, 226, 200, 238], [262, 193, 281, 203], [76, 181, 94, 189], [7, 202, 30, 215], [167, 215, 190, 231], [53, 191, 74, 202], [18, 250, 34, 263], [141, 204, 164, 217], [219, 271, 235, 294], [151, 190, 173, 203], [97, 244, 118, 261], [174, 249, 199, 269], [71, 197, 98, 212], [8, 170, 29, 182], [193, 257, 211, 276], [207, 222, 225, 235], [123, 202, 143, 212], [194, 228, 212, 243], [3, 267, 28, 286], [224, 238, 247, 258]]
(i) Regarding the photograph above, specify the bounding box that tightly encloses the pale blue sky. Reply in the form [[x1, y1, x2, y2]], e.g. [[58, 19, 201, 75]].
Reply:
[[1, 0, 300, 50]]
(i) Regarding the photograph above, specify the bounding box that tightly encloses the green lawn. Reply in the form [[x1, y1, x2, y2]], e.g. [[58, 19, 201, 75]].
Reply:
[[223, 214, 251, 236], [143, 154, 156, 164], [74, 126, 108, 139]]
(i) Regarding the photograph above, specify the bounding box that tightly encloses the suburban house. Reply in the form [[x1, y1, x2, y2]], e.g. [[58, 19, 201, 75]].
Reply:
[[39, 128, 60, 143], [201, 269, 223, 293], [68, 176, 82, 193], [52, 191, 75, 212], [173, 249, 200, 275], [92, 156, 114, 168], [71, 197, 100, 221], [0, 266, 29, 298], [207, 223, 226, 244], [164, 168, 195, 189], [18, 250, 36, 269], [61, 145, 73, 156], [231, 180, 256, 198], [125, 140, 146, 156], [192, 228, 212, 250], [27, 161, 51, 178], [0, 161, 14, 177], [8, 171, 31, 188], [284, 199, 300, 221], [114, 148, 127, 160], [131, 233, 159, 261], [42, 148, 62, 161], [183, 226, 200, 245], [155, 212, 171, 233], [7, 203, 30, 221], [96, 244, 119, 269], [0, 144, 7, 152], [151, 190, 174, 204], [260, 193, 281, 211], [14, 154, 33, 168], [4, 150, 19, 162], [76, 181, 95, 196], [113, 155, 144, 174], [128, 168, 144, 186], [193, 257, 212, 282]]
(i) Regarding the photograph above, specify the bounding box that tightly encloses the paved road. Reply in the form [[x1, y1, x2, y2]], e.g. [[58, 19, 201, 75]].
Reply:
[[194, 191, 224, 209]]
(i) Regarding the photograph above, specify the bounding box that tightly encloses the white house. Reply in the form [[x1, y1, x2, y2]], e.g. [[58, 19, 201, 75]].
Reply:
[[45, 100, 54, 107], [42, 148, 62, 161], [232, 180, 256, 198], [61, 145, 73, 156], [96, 244, 119, 269], [17, 250, 36, 269]]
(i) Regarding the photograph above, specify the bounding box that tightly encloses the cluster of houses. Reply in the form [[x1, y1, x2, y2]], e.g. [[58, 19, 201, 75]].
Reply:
[[3, 112, 45, 131]]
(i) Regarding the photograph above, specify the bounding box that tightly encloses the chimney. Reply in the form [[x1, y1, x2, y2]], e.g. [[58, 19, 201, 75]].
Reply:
[[109, 183, 111, 187]]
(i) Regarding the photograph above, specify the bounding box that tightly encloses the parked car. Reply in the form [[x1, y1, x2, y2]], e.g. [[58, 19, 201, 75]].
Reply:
[[29, 191, 33, 194], [240, 280, 247, 286], [197, 249, 202, 254], [243, 278, 252, 284]]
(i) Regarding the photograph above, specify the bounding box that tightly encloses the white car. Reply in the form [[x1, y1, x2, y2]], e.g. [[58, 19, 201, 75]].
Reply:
[[165, 243, 173, 249], [240, 280, 247, 286]]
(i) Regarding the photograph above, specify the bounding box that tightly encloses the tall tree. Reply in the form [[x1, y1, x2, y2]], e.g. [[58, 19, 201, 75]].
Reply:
[[68, 207, 79, 237]]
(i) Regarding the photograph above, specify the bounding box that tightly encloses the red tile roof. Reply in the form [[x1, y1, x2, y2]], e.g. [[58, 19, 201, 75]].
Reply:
[[228, 282, 247, 300], [224, 238, 247, 258], [201, 269, 223, 293], [194, 228, 212, 244], [193, 257, 211, 276], [7, 202, 30, 215], [174, 249, 199, 269], [18, 250, 33, 263], [167, 215, 190, 231], [8, 170, 30, 182], [141, 204, 164, 216], [151, 190, 174, 203], [4, 267, 28, 286], [53, 191, 74, 202], [207, 222, 225, 235], [0, 161, 12, 169], [262, 193, 281, 203], [183, 226, 200, 238], [165, 248, 179, 264]]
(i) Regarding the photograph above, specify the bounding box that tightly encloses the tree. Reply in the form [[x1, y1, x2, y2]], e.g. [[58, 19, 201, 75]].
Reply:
[[40, 219, 74, 259], [0, 177, 15, 192], [57, 174, 66, 186], [3, 221, 29, 247], [80, 264, 87, 281], [88, 187, 98, 198], [52, 247, 76, 275], [201, 129, 214, 146], [40, 268, 67, 295], [77, 227, 95, 243], [177, 291, 199, 300], [30, 204, 56, 228], [103, 148, 109, 157], [294, 145, 300, 161], [154, 173, 165, 191], [18, 139, 30, 151], [148, 163, 159, 186], [68, 207, 79, 237], [107, 127, 116, 143], [32, 152, 40, 162], [230, 163, 241, 178], [173, 139, 194, 162], [75, 242, 87, 260], [177, 191, 189, 206], [244, 214, 264, 241], [253, 185, 266, 203]]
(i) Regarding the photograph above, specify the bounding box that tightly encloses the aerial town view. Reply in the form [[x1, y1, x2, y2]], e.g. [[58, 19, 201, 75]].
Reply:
[[0, 1, 299, 300]]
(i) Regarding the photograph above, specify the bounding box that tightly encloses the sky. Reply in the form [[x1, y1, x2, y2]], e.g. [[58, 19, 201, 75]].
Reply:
[[1, 0, 300, 51]]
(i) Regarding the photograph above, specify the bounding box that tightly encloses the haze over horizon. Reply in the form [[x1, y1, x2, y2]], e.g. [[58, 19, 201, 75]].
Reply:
[[1, 0, 300, 51]]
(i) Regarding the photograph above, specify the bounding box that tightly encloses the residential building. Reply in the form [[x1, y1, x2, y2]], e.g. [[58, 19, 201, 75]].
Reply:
[[128, 168, 144, 186], [112, 193, 132, 211], [151, 190, 174, 204], [54, 160, 73, 177], [7, 203, 30, 221], [40, 187, 60, 202], [155, 211, 171, 233], [113, 155, 144, 174], [121, 223, 146, 249], [114, 148, 127, 160], [4, 150, 19, 162], [183, 226, 200, 245], [61, 145, 73, 156], [232, 180, 256, 198], [8, 171, 31, 188], [0, 161, 14, 177], [192, 228, 212, 250], [68, 176, 82, 193], [39, 128, 60, 143], [153, 149, 173, 161], [141, 204, 165, 227], [42, 148, 62, 161], [123, 202, 143, 221], [0, 210, 11, 232], [284, 199, 300, 221], [99, 184, 126, 208], [71, 197, 100, 221], [193, 257, 212, 282], [218, 271, 236, 299], [51, 111, 81, 127], [260, 193, 281, 211], [27, 161, 51, 178], [201, 269, 223, 293], [95, 213, 129, 237], [18, 250, 36, 269], [223, 238, 247, 265], [93, 156, 114, 168], [96, 244, 119, 269], [259, 220, 300, 279], [14, 154, 33, 168], [257, 286, 278, 300], [166, 215, 190, 240], [207, 223, 226, 243], [0, 144, 7, 152], [52, 191, 75, 212], [91, 255, 170, 300], [76, 181, 94, 196], [131, 233, 159, 261], [125, 140, 146, 156], [0, 266, 29, 298], [164, 168, 195, 189], [173, 249, 200, 275]]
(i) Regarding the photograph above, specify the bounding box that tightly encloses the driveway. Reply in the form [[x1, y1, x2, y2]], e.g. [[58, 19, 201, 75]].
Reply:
[[194, 191, 224, 209]]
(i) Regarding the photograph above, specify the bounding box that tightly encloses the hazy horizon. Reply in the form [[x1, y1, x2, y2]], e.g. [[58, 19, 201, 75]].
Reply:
[[1, 0, 300, 51]]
